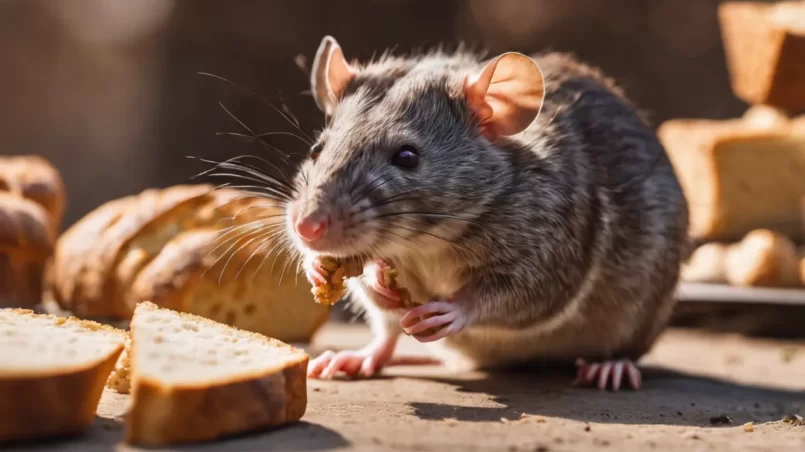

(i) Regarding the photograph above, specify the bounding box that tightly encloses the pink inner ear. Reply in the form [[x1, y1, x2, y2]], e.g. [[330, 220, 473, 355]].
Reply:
[[464, 53, 545, 140], [326, 46, 355, 104]]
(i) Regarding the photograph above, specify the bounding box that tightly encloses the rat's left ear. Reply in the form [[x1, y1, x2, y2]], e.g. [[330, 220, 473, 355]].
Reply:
[[464, 52, 545, 140], [311, 36, 357, 115]]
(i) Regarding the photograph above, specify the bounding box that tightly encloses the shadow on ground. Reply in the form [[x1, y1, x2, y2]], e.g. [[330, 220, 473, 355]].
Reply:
[[6, 419, 349, 452], [401, 365, 805, 427]]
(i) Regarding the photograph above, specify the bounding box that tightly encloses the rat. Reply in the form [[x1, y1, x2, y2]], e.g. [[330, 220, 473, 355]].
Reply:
[[284, 35, 689, 391]]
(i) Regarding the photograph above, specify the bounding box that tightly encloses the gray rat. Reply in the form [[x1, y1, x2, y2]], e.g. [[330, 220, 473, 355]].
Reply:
[[285, 36, 688, 391]]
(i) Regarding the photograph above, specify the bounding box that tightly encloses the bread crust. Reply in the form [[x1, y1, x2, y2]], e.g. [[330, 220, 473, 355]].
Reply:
[[54, 184, 329, 346], [660, 119, 805, 241], [720, 1, 805, 111], [124, 302, 309, 446], [0, 310, 125, 443], [0, 193, 55, 308]]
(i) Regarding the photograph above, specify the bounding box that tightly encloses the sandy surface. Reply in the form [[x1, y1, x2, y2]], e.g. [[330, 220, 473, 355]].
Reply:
[[9, 323, 805, 452]]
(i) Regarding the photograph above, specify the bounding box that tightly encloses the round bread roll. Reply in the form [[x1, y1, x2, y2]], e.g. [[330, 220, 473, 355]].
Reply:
[[0, 155, 66, 235], [725, 229, 801, 287], [0, 192, 55, 308], [680, 242, 728, 283], [52, 184, 330, 343], [741, 104, 790, 130]]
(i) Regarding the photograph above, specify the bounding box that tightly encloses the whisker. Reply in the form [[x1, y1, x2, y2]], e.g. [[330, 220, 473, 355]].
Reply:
[[197, 72, 314, 142], [216, 131, 311, 146], [374, 211, 485, 227]]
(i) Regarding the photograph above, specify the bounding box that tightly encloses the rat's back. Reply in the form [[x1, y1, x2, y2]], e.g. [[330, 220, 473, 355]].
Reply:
[[434, 52, 689, 370]]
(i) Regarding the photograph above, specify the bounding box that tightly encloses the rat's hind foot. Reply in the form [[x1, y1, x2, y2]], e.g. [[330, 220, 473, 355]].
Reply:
[[308, 336, 398, 380], [573, 358, 641, 391]]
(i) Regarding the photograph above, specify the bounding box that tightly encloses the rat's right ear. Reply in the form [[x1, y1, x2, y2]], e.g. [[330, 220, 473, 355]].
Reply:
[[311, 36, 356, 115]]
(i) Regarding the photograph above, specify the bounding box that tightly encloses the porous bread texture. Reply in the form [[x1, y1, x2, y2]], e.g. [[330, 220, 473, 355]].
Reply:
[[719, 1, 805, 111], [0, 309, 125, 442], [125, 301, 308, 446], [659, 118, 805, 241], [52, 185, 329, 345]]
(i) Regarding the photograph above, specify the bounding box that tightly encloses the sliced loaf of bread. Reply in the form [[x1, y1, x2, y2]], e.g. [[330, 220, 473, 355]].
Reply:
[[0, 309, 125, 442], [125, 301, 309, 446]]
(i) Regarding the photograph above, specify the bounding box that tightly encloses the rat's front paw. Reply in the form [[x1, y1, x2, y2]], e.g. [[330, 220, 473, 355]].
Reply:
[[360, 260, 404, 310], [400, 300, 475, 343], [302, 254, 328, 286]]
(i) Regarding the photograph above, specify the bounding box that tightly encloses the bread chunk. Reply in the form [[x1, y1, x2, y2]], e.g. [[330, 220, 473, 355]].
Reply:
[[125, 301, 308, 446], [0, 309, 125, 442]]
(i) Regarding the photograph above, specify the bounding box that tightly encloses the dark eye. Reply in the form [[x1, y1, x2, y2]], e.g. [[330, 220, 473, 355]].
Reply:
[[310, 142, 323, 160], [391, 145, 419, 169]]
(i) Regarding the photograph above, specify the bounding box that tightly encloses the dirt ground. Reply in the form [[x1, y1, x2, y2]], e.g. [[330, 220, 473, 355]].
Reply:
[[12, 323, 805, 452]]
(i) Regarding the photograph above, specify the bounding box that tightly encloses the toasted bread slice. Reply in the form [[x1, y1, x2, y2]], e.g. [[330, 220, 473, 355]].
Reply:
[[125, 301, 309, 446], [0, 309, 125, 442]]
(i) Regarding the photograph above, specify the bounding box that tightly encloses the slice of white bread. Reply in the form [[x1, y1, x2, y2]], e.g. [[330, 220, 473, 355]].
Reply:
[[125, 301, 309, 446], [0, 309, 125, 442], [659, 119, 805, 241]]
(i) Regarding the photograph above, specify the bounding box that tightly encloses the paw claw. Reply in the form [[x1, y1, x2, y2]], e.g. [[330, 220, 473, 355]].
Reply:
[[575, 358, 641, 391]]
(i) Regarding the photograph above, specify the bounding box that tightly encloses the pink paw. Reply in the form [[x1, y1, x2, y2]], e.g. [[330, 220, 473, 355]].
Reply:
[[302, 254, 328, 286], [400, 300, 473, 343], [363, 260, 403, 310], [574, 358, 642, 391], [308, 336, 397, 379]]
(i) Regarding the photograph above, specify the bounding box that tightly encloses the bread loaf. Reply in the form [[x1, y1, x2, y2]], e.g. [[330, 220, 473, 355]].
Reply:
[[719, 1, 805, 111], [52, 185, 329, 345], [125, 301, 308, 446], [0, 309, 125, 442], [0, 156, 65, 308], [659, 119, 805, 241]]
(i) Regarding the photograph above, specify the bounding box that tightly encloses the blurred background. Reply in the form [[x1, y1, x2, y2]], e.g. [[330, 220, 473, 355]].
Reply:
[[0, 0, 771, 228]]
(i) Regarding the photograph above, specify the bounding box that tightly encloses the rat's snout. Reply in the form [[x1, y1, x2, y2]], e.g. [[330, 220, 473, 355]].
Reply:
[[293, 210, 331, 242]]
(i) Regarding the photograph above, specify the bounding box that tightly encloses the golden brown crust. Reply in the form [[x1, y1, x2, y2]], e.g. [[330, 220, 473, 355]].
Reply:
[[0, 193, 55, 308], [54, 184, 329, 344], [124, 302, 309, 446], [719, 1, 805, 111], [660, 118, 805, 241], [0, 349, 122, 442], [52, 185, 214, 318], [0, 155, 66, 235]]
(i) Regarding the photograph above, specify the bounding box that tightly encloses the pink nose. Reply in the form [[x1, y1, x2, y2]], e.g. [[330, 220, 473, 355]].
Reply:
[[295, 213, 330, 242]]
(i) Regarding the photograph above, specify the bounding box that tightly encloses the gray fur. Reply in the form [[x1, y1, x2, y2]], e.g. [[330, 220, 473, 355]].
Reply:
[[288, 45, 689, 369]]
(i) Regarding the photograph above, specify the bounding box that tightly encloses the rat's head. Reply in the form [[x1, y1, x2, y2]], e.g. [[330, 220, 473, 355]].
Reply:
[[286, 36, 545, 258]]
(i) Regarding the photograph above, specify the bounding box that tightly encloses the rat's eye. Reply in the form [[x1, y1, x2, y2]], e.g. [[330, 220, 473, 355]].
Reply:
[[310, 142, 323, 161], [391, 145, 419, 170]]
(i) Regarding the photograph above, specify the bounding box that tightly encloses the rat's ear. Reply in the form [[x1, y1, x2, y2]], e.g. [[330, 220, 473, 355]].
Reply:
[[464, 52, 545, 139], [311, 36, 356, 115]]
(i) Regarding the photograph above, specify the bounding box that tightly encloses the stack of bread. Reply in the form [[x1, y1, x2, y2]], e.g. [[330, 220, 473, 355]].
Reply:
[[661, 0, 805, 288], [0, 155, 65, 308]]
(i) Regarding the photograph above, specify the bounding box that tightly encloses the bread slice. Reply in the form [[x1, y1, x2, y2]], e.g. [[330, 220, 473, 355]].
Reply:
[[0, 309, 125, 442], [125, 301, 309, 446], [659, 119, 805, 241], [719, 1, 805, 111]]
